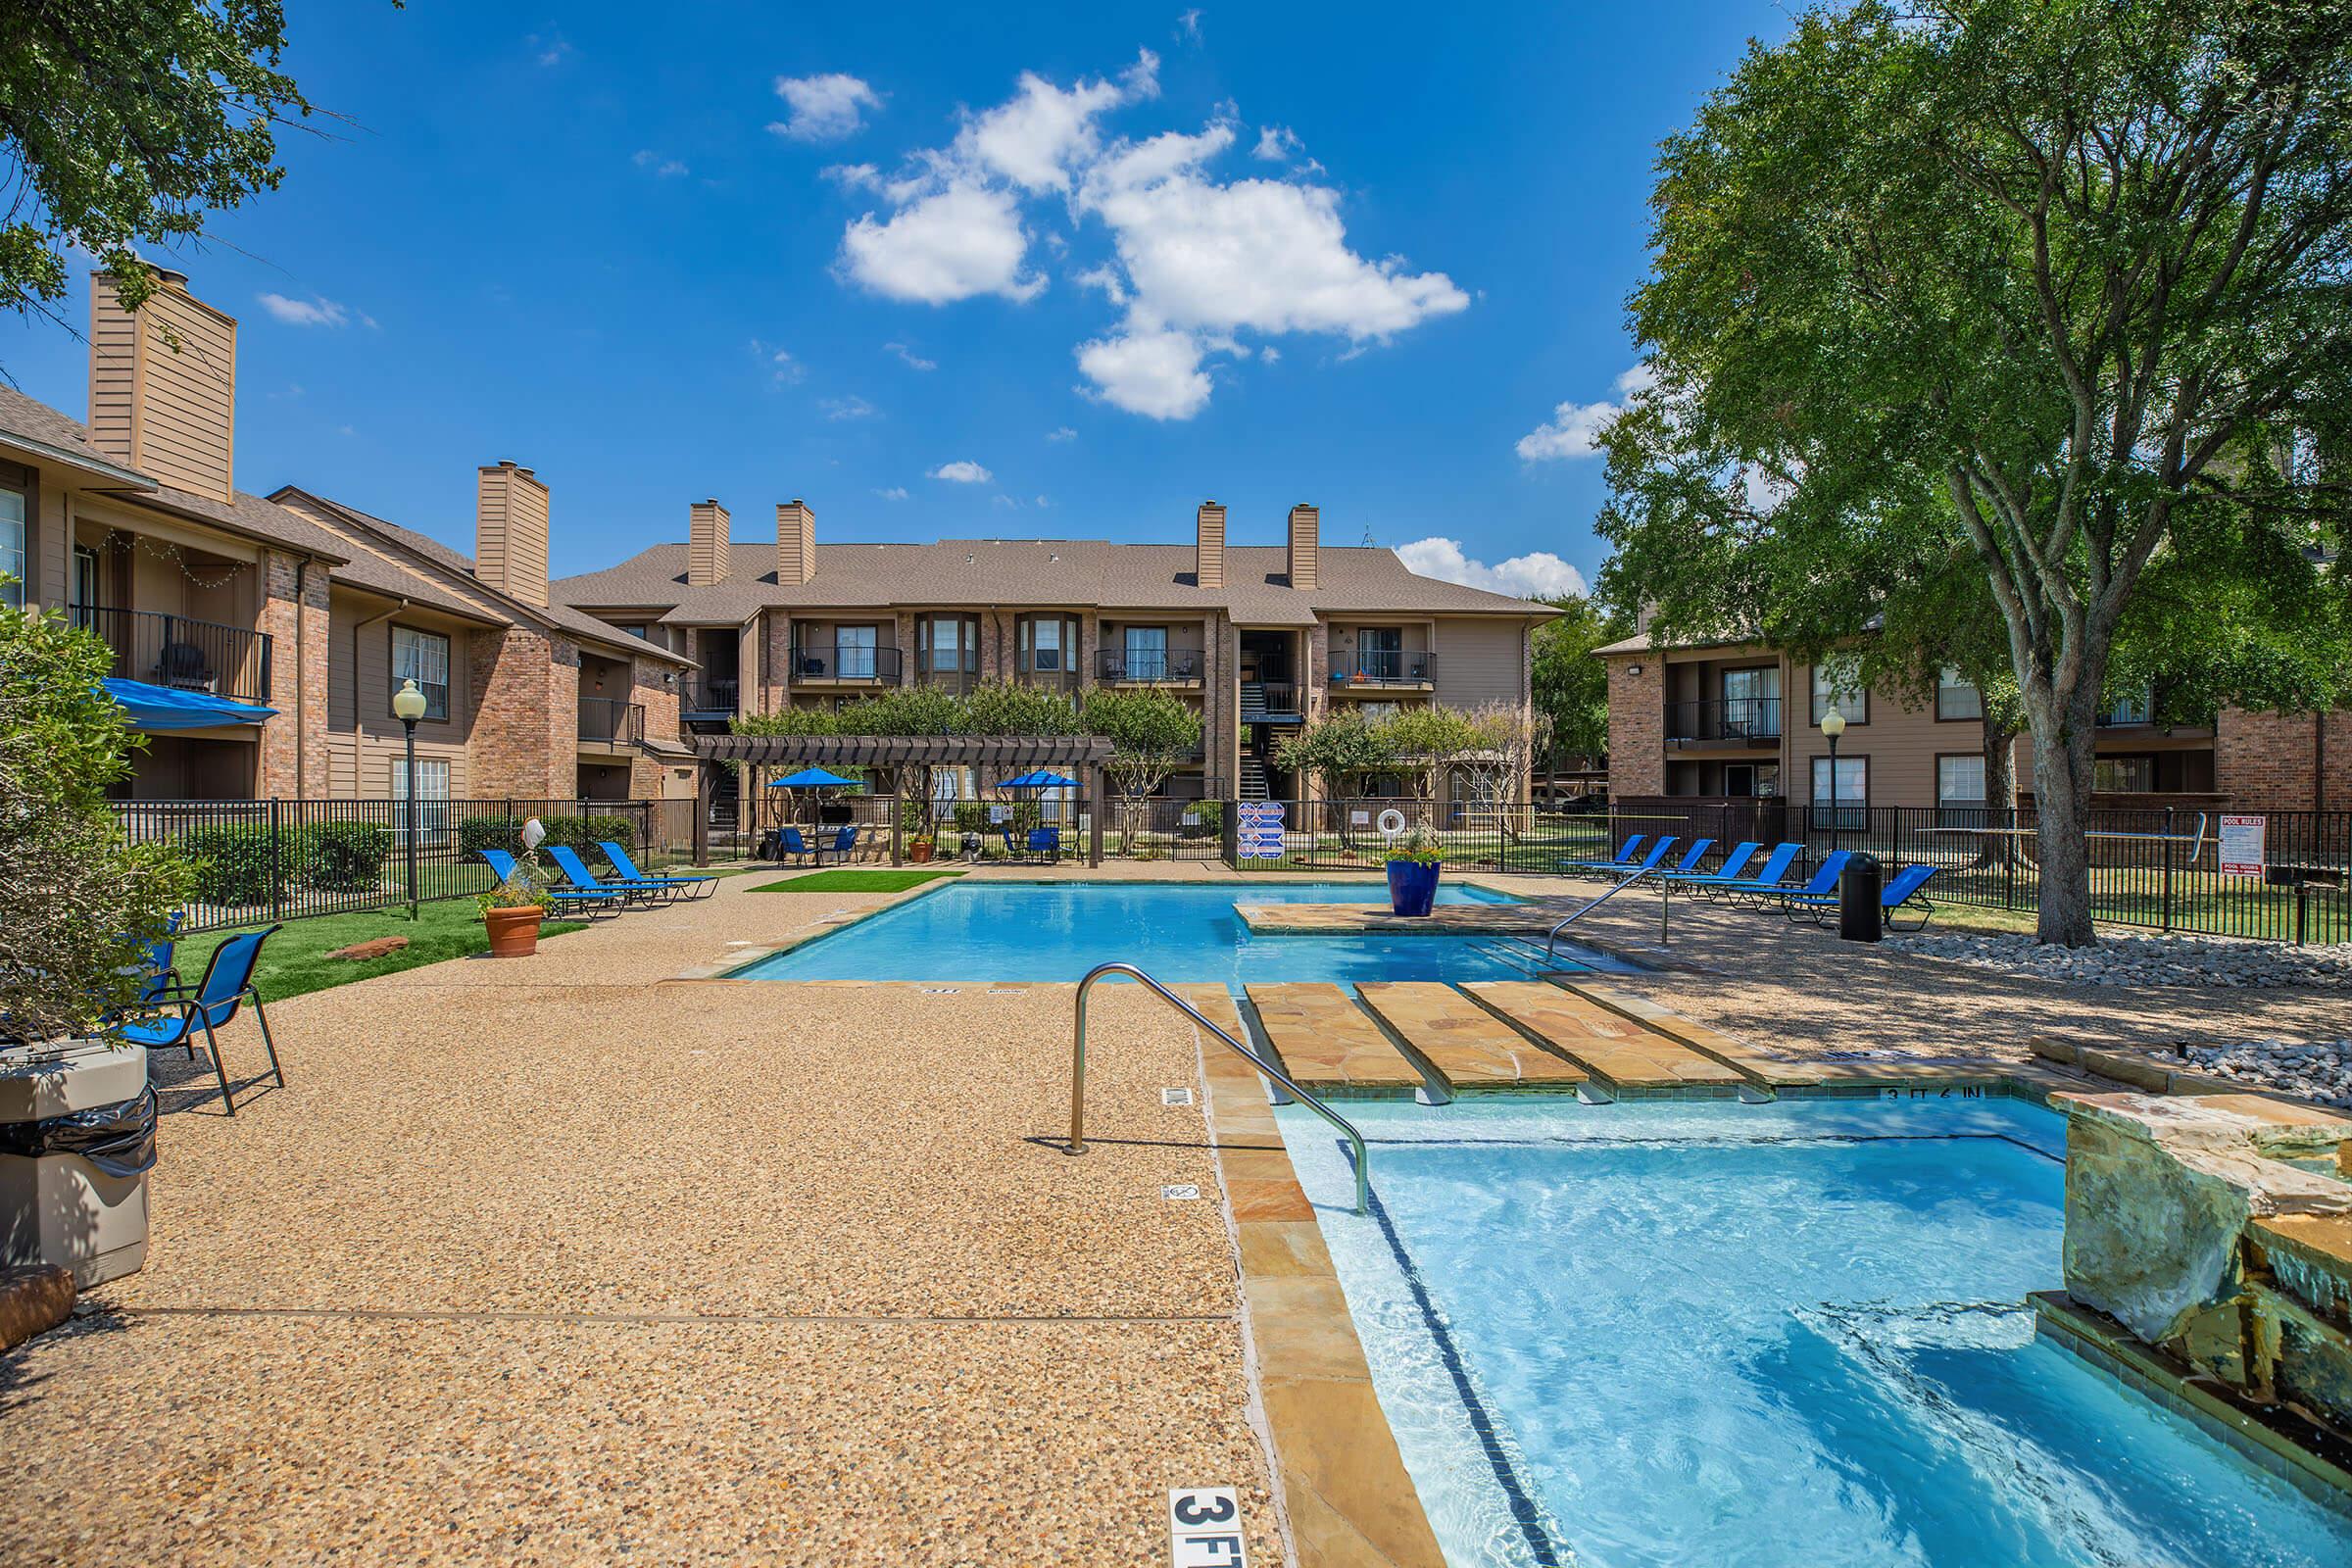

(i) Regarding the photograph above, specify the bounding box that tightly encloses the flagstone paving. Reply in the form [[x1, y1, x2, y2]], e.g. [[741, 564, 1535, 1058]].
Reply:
[[1465, 981, 1743, 1091], [1245, 983, 1429, 1098], [1353, 982, 1590, 1093]]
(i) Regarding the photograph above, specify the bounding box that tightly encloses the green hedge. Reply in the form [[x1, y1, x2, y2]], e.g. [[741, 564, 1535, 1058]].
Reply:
[[184, 821, 395, 906], [458, 812, 637, 866], [303, 822, 392, 892]]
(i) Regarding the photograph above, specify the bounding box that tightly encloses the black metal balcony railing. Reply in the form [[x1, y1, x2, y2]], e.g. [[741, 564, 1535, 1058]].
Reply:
[[682, 678, 739, 716], [79, 604, 273, 705], [1097, 648, 1200, 682], [793, 644, 903, 684], [1665, 697, 1783, 743], [1332, 650, 1435, 685], [577, 697, 645, 748]]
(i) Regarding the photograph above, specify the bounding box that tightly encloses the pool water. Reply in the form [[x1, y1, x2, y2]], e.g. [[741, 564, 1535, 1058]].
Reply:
[[733, 880, 1632, 986], [1278, 1097, 2352, 1568]]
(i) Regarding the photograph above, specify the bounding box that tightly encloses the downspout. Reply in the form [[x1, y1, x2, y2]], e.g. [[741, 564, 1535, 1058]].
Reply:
[[292, 555, 318, 794], [2318, 711, 2328, 813]]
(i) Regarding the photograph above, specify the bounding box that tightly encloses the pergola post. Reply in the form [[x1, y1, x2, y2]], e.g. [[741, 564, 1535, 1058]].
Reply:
[[692, 762, 712, 867], [1088, 761, 1103, 867], [890, 783, 904, 866]]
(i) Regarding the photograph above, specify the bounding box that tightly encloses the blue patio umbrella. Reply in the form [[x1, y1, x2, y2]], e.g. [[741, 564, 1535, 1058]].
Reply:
[[768, 766, 858, 788], [998, 769, 1079, 790]]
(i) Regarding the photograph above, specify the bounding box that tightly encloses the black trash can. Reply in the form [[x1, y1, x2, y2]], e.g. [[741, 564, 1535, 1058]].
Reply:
[[1838, 853, 1884, 943]]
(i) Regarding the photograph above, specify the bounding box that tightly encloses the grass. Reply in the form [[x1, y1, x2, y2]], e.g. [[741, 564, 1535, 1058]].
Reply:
[[174, 901, 590, 1004], [751, 869, 963, 893]]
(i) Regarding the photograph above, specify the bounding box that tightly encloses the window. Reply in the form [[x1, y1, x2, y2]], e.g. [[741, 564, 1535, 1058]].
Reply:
[[2102, 686, 2153, 725], [0, 483, 24, 609], [2093, 757, 2155, 792], [1358, 626, 1403, 680], [838, 623, 877, 678], [71, 544, 101, 628], [391, 626, 451, 721], [622, 624, 648, 639], [923, 616, 971, 673], [1722, 665, 1781, 737], [1937, 755, 1986, 807], [1031, 617, 1062, 670], [1809, 662, 1866, 726], [389, 757, 452, 844], [1724, 761, 1781, 799], [1811, 755, 1867, 818], [1936, 667, 1983, 721], [1125, 624, 1167, 679]]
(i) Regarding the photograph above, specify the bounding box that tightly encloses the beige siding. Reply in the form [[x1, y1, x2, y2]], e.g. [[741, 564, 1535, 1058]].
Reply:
[[475, 463, 551, 607], [688, 501, 730, 586], [1431, 617, 1526, 708], [340, 601, 475, 799], [85, 286, 139, 467], [89, 279, 238, 501]]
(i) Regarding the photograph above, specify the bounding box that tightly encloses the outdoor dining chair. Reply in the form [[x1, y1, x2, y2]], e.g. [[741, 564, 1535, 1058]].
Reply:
[[117, 925, 285, 1115]]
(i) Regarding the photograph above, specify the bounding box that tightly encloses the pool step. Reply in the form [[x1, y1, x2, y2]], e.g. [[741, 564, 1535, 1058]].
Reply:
[[1353, 982, 1590, 1095], [1246, 983, 1431, 1098], [1463, 982, 1746, 1093]]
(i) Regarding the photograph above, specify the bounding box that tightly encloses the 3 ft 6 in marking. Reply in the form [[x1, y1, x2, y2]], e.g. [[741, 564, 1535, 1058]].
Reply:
[[1168, 1487, 1247, 1567]]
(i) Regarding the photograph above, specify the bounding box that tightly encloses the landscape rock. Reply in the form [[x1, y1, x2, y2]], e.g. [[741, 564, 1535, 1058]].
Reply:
[[1885, 929, 2352, 992], [324, 937, 411, 962]]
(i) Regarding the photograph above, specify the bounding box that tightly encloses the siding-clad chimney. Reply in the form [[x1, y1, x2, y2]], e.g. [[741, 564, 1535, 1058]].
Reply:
[[87, 269, 237, 502], [688, 499, 731, 586], [1287, 503, 1319, 590], [1195, 501, 1226, 589], [776, 499, 816, 585], [476, 461, 551, 607]]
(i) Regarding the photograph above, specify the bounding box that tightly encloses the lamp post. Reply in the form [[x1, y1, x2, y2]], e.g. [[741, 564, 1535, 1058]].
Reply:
[[393, 677, 428, 918], [1819, 705, 1846, 859]]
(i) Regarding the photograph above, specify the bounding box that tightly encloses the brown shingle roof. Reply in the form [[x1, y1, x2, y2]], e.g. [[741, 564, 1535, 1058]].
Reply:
[[553, 538, 1552, 625]]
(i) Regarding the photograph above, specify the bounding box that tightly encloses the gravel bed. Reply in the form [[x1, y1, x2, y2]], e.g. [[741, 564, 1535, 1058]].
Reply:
[[1884, 930, 2352, 990], [2177, 1038, 2352, 1110]]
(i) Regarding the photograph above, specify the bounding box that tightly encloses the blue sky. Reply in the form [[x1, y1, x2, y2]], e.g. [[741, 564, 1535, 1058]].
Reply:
[[0, 3, 1788, 596]]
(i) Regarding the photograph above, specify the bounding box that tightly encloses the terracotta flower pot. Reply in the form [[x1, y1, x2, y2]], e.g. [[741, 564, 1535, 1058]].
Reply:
[[908, 842, 935, 863], [483, 905, 545, 957]]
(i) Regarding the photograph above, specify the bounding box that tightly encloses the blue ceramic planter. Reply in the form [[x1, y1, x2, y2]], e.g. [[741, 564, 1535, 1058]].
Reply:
[[1387, 858, 1441, 917]]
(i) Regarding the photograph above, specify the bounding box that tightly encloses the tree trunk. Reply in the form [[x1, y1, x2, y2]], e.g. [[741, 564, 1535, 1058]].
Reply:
[[1978, 715, 2021, 869], [2022, 691, 2101, 947]]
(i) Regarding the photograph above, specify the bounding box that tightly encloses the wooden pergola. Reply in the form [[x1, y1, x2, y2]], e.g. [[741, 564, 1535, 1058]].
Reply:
[[689, 732, 1119, 867]]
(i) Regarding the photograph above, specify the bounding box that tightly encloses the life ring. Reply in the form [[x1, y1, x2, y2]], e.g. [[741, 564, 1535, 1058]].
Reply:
[[1376, 808, 1407, 838]]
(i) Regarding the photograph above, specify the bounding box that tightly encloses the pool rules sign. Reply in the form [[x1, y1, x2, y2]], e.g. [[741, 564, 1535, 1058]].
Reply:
[[1168, 1488, 1247, 1566], [2220, 814, 2266, 877], [1237, 801, 1286, 859]]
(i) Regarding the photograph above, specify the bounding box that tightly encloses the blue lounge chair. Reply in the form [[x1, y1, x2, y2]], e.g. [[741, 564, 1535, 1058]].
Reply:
[[1660, 841, 1760, 887], [546, 844, 667, 904], [1559, 834, 1643, 874], [598, 841, 718, 900], [1783, 863, 1940, 929], [1720, 849, 1852, 908], [477, 849, 620, 912], [117, 924, 284, 1115], [1681, 842, 1800, 901], [1660, 837, 1715, 875]]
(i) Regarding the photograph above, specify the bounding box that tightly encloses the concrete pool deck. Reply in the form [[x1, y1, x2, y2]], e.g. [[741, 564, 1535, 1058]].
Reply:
[[4, 861, 2345, 1564]]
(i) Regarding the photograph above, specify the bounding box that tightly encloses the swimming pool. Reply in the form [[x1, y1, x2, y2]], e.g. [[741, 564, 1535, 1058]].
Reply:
[[1278, 1097, 2352, 1567], [731, 880, 1633, 986]]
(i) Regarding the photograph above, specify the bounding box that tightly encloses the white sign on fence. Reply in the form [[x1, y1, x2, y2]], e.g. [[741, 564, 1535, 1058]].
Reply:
[[1349, 809, 1370, 827], [2219, 814, 2267, 877], [989, 803, 1007, 823], [1237, 801, 1286, 859]]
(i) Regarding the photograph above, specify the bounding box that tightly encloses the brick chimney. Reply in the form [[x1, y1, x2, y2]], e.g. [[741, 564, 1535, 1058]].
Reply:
[[87, 269, 237, 502], [776, 499, 816, 585], [1287, 503, 1319, 590], [688, 499, 731, 586], [1195, 501, 1226, 589], [476, 461, 551, 607]]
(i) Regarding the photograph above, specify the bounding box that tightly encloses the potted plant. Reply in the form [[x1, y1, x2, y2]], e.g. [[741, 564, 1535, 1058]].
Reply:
[[1386, 826, 1445, 916], [477, 858, 554, 957], [907, 834, 936, 863]]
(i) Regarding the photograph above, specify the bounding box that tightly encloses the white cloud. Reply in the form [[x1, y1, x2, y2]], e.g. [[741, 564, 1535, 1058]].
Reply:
[[839, 182, 1044, 304], [884, 341, 936, 370], [1074, 326, 1213, 420], [1515, 364, 1654, 462], [528, 30, 570, 67], [874, 485, 910, 501], [824, 163, 882, 191], [772, 74, 883, 142], [1251, 125, 1299, 162], [1046, 425, 1077, 441], [951, 58, 1154, 194], [750, 339, 803, 385], [257, 293, 350, 328], [929, 460, 993, 483], [1178, 9, 1202, 42], [1396, 538, 1588, 601], [821, 394, 877, 419], [633, 150, 689, 177]]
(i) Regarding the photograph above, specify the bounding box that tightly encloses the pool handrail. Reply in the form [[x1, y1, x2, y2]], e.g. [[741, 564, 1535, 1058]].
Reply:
[[1069, 960, 1369, 1216], [1543, 858, 1670, 960]]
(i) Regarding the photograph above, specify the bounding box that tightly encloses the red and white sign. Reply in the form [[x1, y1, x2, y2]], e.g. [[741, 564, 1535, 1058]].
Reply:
[[2219, 815, 2267, 877]]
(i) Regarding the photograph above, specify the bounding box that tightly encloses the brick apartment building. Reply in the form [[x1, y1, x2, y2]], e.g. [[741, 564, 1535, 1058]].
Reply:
[[548, 498, 1552, 820], [0, 270, 696, 806], [1596, 629, 2348, 814]]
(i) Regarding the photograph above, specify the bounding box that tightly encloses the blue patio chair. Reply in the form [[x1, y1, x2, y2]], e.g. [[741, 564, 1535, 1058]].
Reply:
[[476, 849, 620, 912], [1660, 841, 1760, 887], [117, 924, 284, 1115], [1000, 826, 1022, 859], [1782, 862, 1940, 929], [128, 909, 186, 1006], [1558, 834, 1643, 874], [1681, 842, 1801, 902], [824, 824, 858, 865], [597, 841, 717, 900], [545, 844, 666, 904], [775, 826, 816, 864], [1720, 849, 1852, 909], [1027, 826, 1061, 864]]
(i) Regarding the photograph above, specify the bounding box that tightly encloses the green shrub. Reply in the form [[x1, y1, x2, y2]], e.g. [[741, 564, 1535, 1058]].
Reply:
[[302, 822, 392, 892], [459, 814, 524, 857], [951, 801, 991, 834], [184, 823, 292, 907]]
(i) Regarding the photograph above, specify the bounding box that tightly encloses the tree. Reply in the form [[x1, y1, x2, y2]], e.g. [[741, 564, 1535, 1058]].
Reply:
[[0, 2, 360, 335], [1275, 713, 1396, 845], [1599, 0, 2352, 944], [963, 680, 1082, 736], [1379, 706, 1481, 804], [1, 600, 185, 1042], [1457, 701, 1539, 835], [1083, 688, 1202, 845], [1530, 594, 1627, 781]]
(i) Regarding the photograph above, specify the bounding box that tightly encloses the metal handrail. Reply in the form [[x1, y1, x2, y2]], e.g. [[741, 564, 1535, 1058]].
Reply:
[[1069, 961, 1369, 1215], [1544, 866, 1660, 960]]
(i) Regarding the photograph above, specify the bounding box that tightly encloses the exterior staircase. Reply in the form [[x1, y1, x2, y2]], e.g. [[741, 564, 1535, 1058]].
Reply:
[[1239, 760, 1270, 800], [1240, 682, 1271, 723]]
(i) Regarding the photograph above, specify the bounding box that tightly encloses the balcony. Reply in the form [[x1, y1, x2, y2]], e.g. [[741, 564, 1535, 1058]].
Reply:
[[578, 697, 645, 750], [682, 678, 739, 719], [1665, 698, 1782, 746], [79, 605, 272, 705], [792, 644, 903, 686], [1097, 648, 1201, 684], [1331, 650, 1436, 688]]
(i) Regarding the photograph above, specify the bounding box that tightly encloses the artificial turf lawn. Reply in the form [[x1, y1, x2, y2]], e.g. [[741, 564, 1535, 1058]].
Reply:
[[750, 869, 963, 893], [173, 900, 589, 1004]]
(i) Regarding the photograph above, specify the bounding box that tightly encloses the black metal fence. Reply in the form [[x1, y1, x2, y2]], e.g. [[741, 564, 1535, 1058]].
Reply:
[[115, 797, 701, 933]]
